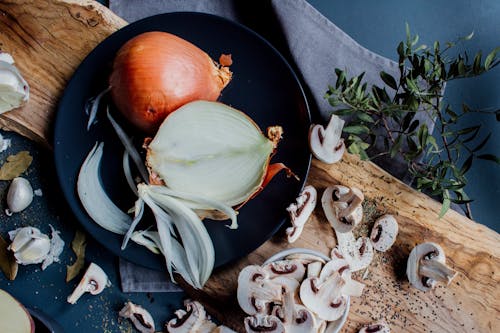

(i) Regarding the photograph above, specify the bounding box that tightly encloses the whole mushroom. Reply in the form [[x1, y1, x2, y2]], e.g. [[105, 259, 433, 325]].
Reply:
[[370, 215, 398, 252], [406, 242, 457, 292], [322, 185, 364, 233]]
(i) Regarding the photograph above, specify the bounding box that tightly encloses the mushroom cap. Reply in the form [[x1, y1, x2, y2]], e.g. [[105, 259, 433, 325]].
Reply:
[[321, 186, 363, 233], [299, 275, 348, 321], [244, 314, 285, 333], [358, 321, 391, 333], [237, 265, 282, 315], [370, 215, 398, 252], [309, 114, 345, 164], [263, 259, 306, 281]]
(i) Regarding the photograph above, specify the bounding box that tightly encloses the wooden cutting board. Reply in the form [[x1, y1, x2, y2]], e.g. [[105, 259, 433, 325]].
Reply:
[[1, 1, 498, 332]]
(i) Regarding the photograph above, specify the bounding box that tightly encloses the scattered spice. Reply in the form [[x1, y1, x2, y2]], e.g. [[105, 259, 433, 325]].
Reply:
[[66, 230, 87, 282], [0, 233, 18, 280], [0, 151, 33, 180]]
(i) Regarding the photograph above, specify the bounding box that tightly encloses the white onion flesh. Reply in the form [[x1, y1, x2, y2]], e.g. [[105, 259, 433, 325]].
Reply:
[[77, 143, 132, 234], [147, 101, 275, 207]]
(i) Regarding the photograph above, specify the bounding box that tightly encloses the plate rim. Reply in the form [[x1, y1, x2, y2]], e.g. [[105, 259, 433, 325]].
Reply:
[[53, 11, 312, 270]]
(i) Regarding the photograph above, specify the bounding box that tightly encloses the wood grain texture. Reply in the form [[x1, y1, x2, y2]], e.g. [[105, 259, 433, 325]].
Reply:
[[0, 1, 498, 332], [184, 155, 500, 333], [0, 0, 126, 146]]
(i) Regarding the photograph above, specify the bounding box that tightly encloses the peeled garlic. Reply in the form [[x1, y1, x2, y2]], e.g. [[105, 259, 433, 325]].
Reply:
[[0, 52, 29, 114], [6, 177, 33, 215], [7, 226, 64, 269]]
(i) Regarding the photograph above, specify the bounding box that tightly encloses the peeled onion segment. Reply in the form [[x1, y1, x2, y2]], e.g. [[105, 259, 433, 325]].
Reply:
[[109, 31, 232, 133]]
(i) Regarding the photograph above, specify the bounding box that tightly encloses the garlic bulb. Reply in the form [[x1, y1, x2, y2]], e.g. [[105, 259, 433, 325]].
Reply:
[[6, 177, 34, 216], [7, 226, 64, 269], [0, 52, 29, 114]]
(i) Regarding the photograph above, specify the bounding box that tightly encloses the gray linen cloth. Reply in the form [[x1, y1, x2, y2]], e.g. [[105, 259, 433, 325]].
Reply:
[[111, 0, 435, 292]]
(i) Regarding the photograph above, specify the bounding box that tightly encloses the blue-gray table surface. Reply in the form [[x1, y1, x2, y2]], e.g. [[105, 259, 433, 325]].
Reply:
[[1, 0, 498, 332]]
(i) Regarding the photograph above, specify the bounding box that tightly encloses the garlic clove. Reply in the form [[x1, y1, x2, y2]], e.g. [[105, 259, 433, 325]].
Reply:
[[8, 227, 51, 265], [0, 52, 29, 114], [6, 177, 34, 215]]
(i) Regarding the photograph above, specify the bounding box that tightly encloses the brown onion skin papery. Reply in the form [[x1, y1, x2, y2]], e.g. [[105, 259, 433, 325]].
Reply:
[[109, 31, 232, 133]]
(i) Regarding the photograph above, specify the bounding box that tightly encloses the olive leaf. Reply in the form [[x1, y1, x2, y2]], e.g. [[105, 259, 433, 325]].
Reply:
[[0, 151, 33, 180], [66, 230, 87, 282], [0, 234, 18, 280], [325, 26, 499, 219]]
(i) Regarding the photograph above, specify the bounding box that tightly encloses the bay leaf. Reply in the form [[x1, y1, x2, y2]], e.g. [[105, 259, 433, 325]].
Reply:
[[0, 234, 18, 280], [0, 151, 33, 180], [66, 230, 86, 282]]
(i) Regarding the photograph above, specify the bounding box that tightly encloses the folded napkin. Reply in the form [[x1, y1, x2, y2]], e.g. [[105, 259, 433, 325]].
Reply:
[[111, 0, 436, 292]]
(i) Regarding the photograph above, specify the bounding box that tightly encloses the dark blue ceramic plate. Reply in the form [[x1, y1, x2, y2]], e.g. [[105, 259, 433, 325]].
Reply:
[[54, 12, 310, 270]]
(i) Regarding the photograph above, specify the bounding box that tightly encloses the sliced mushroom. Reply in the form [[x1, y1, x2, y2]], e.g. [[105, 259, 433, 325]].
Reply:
[[285, 253, 327, 265], [358, 321, 390, 333], [263, 259, 306, 281], [407, 242, 457, 292], [272, 288, 318, 333], [299, 273, 348, 321], [67, 262, 110, 304], [237, 265, 283, 315], [333, 233, 374, 272], [212, 326, 237, 333], [166, 300, 207, 333], [319, 258, 365, 297], [370, 215, 398, 252], [309, 114, 346, 164], [307, 261, 323, 278], [317, 320, 327, 333], [322, 185, 364, 233], [271, 276, 300, 295], [286, 185, 317, 243], [119, 301, 155, 333], [244, 314, 285, 333]]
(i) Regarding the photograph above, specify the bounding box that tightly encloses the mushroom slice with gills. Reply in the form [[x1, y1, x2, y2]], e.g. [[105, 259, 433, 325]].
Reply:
[[244, 314, 285, 333], [299, 273, 348, 321], [166, 300, 207, 333], [358, 322, 390, 333], [332, 232, 374, 272], [237, 265, 283, 315], [322, 185, 364, 233], [262, 259, 306, 281], [272, 288, 318, 333], [67, 262, 110, 304], [119, 302, 155, 333], [306, 261, 323, 278], [319, 258, 365, 297], [286, 185, 317, 243], [271, 276, 300, 295], [370, 215, 398, 252], [406, 242, 457, 292], [309, 114, 346, 164], [285, 253, 327, 265]]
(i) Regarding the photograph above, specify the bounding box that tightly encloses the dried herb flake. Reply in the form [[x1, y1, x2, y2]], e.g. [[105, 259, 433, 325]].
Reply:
[[0, 151, 33, 180], [66, 230, 87, 282], [0, 234, 18, 280]]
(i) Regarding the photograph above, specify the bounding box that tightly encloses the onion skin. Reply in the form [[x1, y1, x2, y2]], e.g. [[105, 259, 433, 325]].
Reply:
[[110, 31, 232, 133]]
